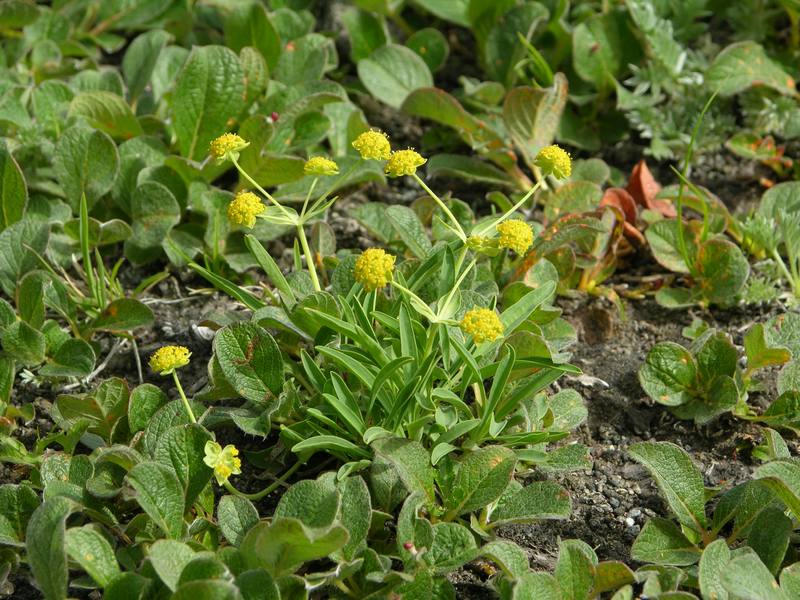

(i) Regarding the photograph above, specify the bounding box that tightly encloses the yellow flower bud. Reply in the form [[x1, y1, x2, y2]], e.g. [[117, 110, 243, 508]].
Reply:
[[460, 308, 504, 344], [352, 130, 391, 160], [149, 345, 191, 375], [354, 248, 395, 292], [227, 191, 265, 228], [496, 219, 533, 255], [385, 149, 426, 178], [534, 145, 572, 179], [304, 156, 339, 176], [209, 133, 249, 163], [203, 441, 242, 485]]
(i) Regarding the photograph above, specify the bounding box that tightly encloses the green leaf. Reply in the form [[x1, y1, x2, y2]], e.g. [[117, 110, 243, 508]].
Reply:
[[638, 342, 697, 407], [699, 539, 730, 600], [0, 484, 39, 546], [721, 552, 789, 600], [90, 298, 154, 332], [122, 29, 172, 102], [218, 495, 259, 547], [744, 324, 791, 372], [1, 320, 45, 366], [555, 539, 596, 600], [503, 76, 568, 164], [173, 581, 241, 599], [26, 496, 76, 600], [235, 570, 280, 600], [406, 28, 449, 72], [410, 0, 469, 26], [759, 392, 800, 434], [213, 322, 283, 403], [425, 154, 516, 187], [755, 460, 800, 520], [53, 126, 119, 211], [0, 146, 27, 231], [484, 3, 549, 85], [748, 506, 792, 575], [629, 442, 707, 532], [572, 11, 640, 89], [69, 91, 143, 139], [646, 220, 691, 273], [446, 446, 516, 516], [372, 436, 436, 507], [148, 539, 196, 592], [0, 219, 48, 296], [240, 518, 349, 577], [513, 572, 561, 600], [274, 479, 340, 529], [336, 476, 371, 561], [171, 45, 246, 160], [128, 384, 167, 433], [129, 181, 181, 250], [154, 424, 213, 506], [706, 41, 796, 97], [127, 461, 185, 539], [342, 7, 387, 61], [695, 238, 750, 305], [357, 44, 433, 109], [427, 522, 477, 571], [64, 525, 120, 587], [630, 518, 700, 566], [386, 205, 431, 259], [0, 0, 39, 28], [492, 481, 571, 526], [224, 2, 281, 70]]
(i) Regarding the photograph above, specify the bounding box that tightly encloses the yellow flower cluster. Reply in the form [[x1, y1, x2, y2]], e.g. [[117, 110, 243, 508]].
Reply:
[[304, 156, 339, 176], [496, 219, 533, 255], [460, 308, 504, 344], [534, 145, 572, 180], [209, 133, 249, 162], [352, 130, 391, 160], [204, 441, 242, 485], [149, 345, 191, 375], [354, 248, 395, 291], [227, 191, 265, 228], [385, 149, 426, 178]]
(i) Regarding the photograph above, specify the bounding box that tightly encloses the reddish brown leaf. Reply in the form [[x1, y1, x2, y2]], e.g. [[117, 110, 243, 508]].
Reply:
[[626, 160, 661, 208], [600, 188, 637, 223], [626, 160, 677, 217]]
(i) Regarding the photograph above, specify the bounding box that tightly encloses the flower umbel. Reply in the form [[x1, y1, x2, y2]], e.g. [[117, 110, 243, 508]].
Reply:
[[352, 130, 391, 160], [385, 149, 426, 177], [534, 145, 572, 180], [149, 346, 191, 375], [209, 133, 249, 163], [496, 219, 533, 255], [304, 156, 339, 176], [354, 248, 395, 291], [204, 441, 242, 485], [460, 308, 504, 344], [227, 191, 265, 228]]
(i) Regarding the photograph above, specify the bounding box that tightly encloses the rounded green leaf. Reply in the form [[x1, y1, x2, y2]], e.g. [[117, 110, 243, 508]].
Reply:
[[638, 342, 697, 406], [357, 44, 433, 109], [213, 322, 283, 402]]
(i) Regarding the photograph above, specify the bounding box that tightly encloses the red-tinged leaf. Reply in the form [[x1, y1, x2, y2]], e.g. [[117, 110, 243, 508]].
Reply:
[[600, 187, 637, 223], [626, 160, 661, 209], [652, 198, 677, 218], [623, 221, 646, 245]]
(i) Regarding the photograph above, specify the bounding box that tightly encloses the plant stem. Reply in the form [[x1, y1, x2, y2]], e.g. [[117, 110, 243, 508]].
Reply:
[[411, 173, 467, 242], [222, 461, 302, 501], [296, 222, 321, 292], [231, 156, 294, 220], [172, 371, 197, 424]]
